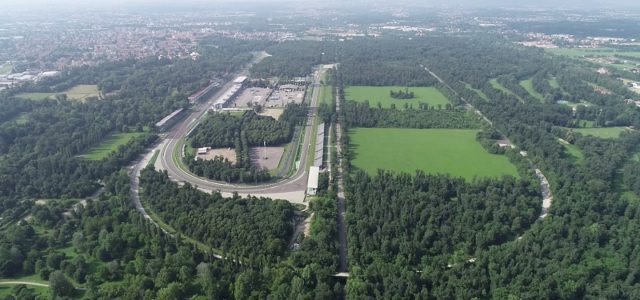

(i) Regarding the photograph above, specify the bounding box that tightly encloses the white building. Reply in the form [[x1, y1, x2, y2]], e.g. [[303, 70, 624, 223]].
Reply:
[[307, 166, 320, 195]]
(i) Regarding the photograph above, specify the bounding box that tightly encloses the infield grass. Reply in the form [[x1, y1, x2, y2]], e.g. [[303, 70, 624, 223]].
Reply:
[[81, 132, 145, 160], [345, 86, 450, 108], [349, 128, 519, 180]]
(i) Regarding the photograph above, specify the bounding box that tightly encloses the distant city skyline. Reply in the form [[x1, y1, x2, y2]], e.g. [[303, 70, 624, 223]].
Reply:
[[4, 0, 640, 10]]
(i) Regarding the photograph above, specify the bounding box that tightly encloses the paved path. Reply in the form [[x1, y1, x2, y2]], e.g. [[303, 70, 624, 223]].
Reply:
[[0, 281, 49, 288]]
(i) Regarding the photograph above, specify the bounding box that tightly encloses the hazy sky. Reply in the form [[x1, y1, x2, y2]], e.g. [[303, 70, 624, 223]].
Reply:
[[3, 0, 640, 10]]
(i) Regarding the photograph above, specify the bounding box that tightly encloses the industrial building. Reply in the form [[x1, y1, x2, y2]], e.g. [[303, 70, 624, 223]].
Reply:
[[188, 81, 218, 103], [212, 76, 247, 110], [155, 108, 184, 131]]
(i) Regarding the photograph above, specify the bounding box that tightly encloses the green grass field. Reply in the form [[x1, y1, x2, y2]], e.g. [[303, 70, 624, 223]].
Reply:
[[349, 128, 519, 180], [345, 86, 450, 108], [546, 48, 640, 58], [572, 127, 628, 139], [81, 132, 145, 160], [559, 140, 584, 162], [490, 79, 523, 102], [464, 83, 489, 101], [0, 284, 48, 298], [520, 79, 545, 102], [16, 84, 100, 102], [320, 84, 332, 105]]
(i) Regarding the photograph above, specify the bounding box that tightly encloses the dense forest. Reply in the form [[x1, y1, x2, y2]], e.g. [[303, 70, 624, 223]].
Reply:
[[342, 100, 481, 129], [334, 35, 640, 298], [4, 25, 640, 299], [186, 104, 307, 183], [0, 167, 344, 299], [0, 38, 263, 201], [344, 171, 541, 299], [250, 41, 333, 78], [140, 168, 294, 263]]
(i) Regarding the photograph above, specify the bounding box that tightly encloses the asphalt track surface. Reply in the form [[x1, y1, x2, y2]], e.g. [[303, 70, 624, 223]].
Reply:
[[158, 65, 323, 198]]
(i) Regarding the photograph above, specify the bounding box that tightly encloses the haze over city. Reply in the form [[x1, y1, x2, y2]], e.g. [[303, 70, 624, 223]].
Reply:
[[1, 1, 640, 299]]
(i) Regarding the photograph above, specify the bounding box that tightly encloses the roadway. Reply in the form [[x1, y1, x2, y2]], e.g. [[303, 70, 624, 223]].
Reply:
[[154, 62, 326, 203]]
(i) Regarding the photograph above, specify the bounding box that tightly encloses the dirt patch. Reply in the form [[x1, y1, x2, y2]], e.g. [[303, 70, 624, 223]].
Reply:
[[303, 213, 314, 236], [197, 148, 237, 164], [259, 108, 284, 120], [250, 146, 284, 170]]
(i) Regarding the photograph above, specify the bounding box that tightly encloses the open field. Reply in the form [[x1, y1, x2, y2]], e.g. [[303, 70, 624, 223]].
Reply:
[[490, 79, 523, 102], [572, 127, 629, 139], [259, 108, 284, 120], [546, 48, 640, 58], [80, 132, 145, 160], [350, 128, 519, 180], [320, 72, 333, 105], [559, 139, 584, 162], [564, 143, 584, 161], [16, 84, 100, 102], [520, 78, 544, 102], [320, 84, 332, 105], [464, 83, 489, 100], [250, 146, 285, 170], [345, 86, 450, 108], [0, 283, 48, 298]]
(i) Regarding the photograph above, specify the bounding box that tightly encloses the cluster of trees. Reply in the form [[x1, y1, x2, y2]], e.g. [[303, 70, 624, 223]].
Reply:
[[0, 97, 158, 198], [344, 170, 541, 298], [187, 104, 307, 183], [141, 168, 294, 263], [331, 35, 640, 298], [427, 36, 640, 298], [476, 129, 507, 154], [1, 165, 345, 299], [389, 88, 415, 99], [251, 41, 333, 78], [495, 74, 539, 103], [336, 38, 440, 86], [341, 100, 481, 129], [0, 37, 262, 201]]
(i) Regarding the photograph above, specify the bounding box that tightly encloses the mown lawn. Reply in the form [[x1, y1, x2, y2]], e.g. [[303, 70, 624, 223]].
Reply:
[[490, 79, 524, 102], [464, 83, 489, 101], [349, 128, 519, 180], [546, 48, 640, 59], [16, 85, 100, 102], [573, 127, 629, 139], [80, 132, 145, 160], [0, 284, 48, 298], [345, 86, 450, 108], [520, 78, 544, 102]]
